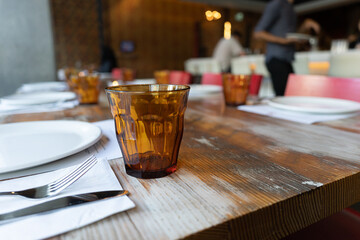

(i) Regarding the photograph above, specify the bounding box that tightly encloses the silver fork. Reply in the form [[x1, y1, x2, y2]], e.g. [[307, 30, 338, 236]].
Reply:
[[0, 155, 98, 199]]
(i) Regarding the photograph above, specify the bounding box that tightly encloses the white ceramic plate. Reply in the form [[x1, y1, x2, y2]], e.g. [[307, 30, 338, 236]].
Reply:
[[268, 96, 360, 114], [1, 91, 76, 106], [0, 120, 102, 173], [286, 33, 312, 40], [189, 84, 222, 99]]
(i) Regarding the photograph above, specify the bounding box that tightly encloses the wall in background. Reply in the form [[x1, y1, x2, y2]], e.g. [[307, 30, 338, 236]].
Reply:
[[51, 0, 223, 78], [108, 0, 211, 78], [0, 0, 358, 97], [49, 0, 261, 78], [49, 0, 360, 79], [0, 0, 55, 97], [50, 0, 101, 69]]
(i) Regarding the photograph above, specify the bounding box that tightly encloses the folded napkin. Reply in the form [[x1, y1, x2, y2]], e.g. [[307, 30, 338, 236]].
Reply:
[[238, 105, 359, 124], [0, 159, 135, 240], [0, 99, 79, 116], [16, 82, 68, 93]]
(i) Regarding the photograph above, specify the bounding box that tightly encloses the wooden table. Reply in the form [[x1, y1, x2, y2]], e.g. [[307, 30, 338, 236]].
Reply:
[[1, 94, 360, 240]]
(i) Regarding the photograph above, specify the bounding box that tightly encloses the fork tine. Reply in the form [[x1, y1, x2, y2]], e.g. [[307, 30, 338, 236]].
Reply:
[[50, 155, 96, 187], [49, 157, 97, 194], [49, 155, 98, 193], [50, 155, 97, 190]]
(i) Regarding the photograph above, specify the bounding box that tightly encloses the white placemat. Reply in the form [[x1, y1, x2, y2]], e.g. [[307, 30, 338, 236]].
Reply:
[[0, 159, 135, 240]]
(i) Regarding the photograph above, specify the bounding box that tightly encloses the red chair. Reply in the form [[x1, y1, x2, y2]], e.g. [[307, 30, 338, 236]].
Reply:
[[285, 74, 360, 102], [111, 68, 122, 80], [201, 73, 222, 86], [249, 74, 263, 96], [169, 71, 191, 85]]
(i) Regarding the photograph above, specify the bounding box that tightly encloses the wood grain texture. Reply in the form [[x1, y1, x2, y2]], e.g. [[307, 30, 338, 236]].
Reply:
[[1, 95, 360, 240], [316, 115, 360, 134]]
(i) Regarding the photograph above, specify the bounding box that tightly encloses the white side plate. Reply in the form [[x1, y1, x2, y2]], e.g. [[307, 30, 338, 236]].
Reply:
[[1, 92, 76, 106], [0, 120, 102, 173], [268, 96, 360, 114]]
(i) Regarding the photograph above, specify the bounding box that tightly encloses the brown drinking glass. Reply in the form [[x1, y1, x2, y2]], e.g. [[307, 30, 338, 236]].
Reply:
[[222, 74, 250, 106], [105, 84, 190, 179], [154, 70, 170, 84], [67, 72, 100, 104]]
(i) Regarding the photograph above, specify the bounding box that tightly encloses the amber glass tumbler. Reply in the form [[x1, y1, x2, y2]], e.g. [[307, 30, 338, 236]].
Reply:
[[222, 74, 250, 106], [154, 70, 170, 84], [106, 84, 190, 179], [67, 72, 100, 104]]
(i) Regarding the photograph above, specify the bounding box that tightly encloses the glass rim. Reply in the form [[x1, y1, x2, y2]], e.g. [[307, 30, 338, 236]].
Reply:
[[105, 84, 190, 94]]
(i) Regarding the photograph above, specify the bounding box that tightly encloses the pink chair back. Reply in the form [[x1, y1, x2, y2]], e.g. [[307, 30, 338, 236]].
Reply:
[[169, 71, 191, 85], [112, 68, 122, 80], [201, 73, 222, 86], [285, 74, 360, 102], [249, 74, 263, 95]]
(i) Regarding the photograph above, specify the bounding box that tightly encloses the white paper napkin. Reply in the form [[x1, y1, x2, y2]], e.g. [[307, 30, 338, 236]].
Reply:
[[0, 159, 135, 240], [238, 105, 359, 124]]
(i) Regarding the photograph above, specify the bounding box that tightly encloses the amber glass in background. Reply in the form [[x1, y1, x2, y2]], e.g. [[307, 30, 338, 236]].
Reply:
[[222, 74, 250, 106], [154, 70, 170, 84], [106, 84, 190, 179], [67, 72, 100, 104], [122, 68, 135, 81]]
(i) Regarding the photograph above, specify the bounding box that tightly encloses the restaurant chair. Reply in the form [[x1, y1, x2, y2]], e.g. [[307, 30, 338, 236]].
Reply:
[[184, 58, 221, 75], [248, 54, 271, 78], [201, 73, 222, 86], [284, 74, 360, 102], [111, 68, 122, 80], [231, 57, 250, 75], [307, 51, 331, 75], [328, 50, 360, 78], [169, 71, 191, 85], [293, 52, 309, 75]]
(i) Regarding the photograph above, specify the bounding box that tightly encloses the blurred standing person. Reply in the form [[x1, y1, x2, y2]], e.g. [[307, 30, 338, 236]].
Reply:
[[254, 0, 320, 96], [348, 19, 360, 49], [99, 45, 118, 73], [213, 31, 245, 73]]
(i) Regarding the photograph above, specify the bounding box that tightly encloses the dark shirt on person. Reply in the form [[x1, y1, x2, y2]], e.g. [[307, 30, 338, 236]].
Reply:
[[254, 0, 297, 63], [349, 36, 360, 49]]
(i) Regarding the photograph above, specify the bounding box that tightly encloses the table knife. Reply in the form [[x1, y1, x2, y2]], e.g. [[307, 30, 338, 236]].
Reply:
[[0, 190, 128, 223]]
